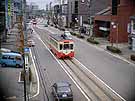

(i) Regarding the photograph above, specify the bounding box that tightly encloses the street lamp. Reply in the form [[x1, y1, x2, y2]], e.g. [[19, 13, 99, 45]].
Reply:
[[111, 21, 119, 47]]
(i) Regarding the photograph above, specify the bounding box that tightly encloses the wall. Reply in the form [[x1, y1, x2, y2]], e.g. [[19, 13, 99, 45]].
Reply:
[[94, 0, 135, 43]]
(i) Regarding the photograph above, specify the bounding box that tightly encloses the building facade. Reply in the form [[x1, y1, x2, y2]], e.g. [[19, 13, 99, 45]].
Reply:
[[94, 0, 135, 43], [0, 0, 6, 42], [67, 0, 91, 27]]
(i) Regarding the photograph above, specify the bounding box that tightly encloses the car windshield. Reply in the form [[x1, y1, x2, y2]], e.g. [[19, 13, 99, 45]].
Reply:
[[65, 32, 71, 36], [57, 87, 71, 93]]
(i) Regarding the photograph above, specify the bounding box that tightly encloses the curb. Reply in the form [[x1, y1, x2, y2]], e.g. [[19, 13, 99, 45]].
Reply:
[[29, 45, 40, 99], [73, 33, 135, 66]]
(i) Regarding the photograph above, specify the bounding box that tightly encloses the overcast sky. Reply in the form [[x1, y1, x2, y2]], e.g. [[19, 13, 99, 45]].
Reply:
[[26, 0, 58, 10]]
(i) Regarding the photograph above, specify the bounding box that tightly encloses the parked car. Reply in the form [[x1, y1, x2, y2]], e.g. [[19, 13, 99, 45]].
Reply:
[[0, 48, 11, 53], [44, 23, 48, 27], [0, 52, 24, 68], [52, 81, 73, 101], [27, 39, 35, 47], [64, 31, 72, 39]]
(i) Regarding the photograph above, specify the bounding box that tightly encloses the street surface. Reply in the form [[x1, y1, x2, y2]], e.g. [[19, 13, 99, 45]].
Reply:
[[30, 27, 87, 101], [31, 19, 135, 101]]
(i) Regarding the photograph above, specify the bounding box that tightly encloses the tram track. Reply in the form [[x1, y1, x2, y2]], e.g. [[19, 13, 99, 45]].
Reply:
[[33, 26, 124, 101], [60, 59, 123, 101]]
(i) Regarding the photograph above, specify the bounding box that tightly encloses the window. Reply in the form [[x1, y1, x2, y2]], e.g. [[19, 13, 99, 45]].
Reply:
[[133, 21, 135, 31], [70, 44, 73, 50], [50, 38, 58, 49], [118, 0, 120, 5], [75, 1, 78, 14], [2, 56, 8, 59], [9, 56, 14, 60], [60, 44, 63, 50], [64, 44, 69, 50], [15, 56, 22, 61]]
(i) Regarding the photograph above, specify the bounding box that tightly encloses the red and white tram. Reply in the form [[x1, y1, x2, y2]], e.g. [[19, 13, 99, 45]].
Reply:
[[49, 34, 74, 58]]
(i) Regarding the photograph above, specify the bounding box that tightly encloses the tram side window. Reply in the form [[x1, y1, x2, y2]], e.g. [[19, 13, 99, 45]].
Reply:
[[50, 38, 58, 49], [60, 44, 63, 50], [70, 44, 73, 49]]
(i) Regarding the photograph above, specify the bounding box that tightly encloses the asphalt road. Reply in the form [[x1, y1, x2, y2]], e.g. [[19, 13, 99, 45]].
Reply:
[[31, 27, 87, 101], [35, 20, 135, 101]]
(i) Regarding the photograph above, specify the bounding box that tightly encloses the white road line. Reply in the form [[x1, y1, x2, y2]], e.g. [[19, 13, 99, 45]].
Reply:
[[29, 49, 40, 98], [38, 35, 91, 101], [74, 58, 126, 101], [74, 36, 135, 66], [33, 26, 126, 101], [105, 50, 135, 66]]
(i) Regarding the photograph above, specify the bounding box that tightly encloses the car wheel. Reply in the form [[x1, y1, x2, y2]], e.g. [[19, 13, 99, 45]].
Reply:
[[54, 98, 58, 101], [16, 64, 20, 68], [2, 63, 6, 67]]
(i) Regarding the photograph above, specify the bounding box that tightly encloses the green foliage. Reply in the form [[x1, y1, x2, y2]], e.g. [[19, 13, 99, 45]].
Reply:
[[70, 32, 77, 36], [87, 38, 99, 44], [106, 46, 122, 54], [130, 54, 135, 61], [76, 34, 85, 39]]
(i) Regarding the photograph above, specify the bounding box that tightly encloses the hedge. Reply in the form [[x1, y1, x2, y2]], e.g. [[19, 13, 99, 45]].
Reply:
[[130, 54, 135, 61], [70, 32, 77, 36], [76, 34, 85, 39], [106, 46, 122, 54], [87, 38, 99, 44]]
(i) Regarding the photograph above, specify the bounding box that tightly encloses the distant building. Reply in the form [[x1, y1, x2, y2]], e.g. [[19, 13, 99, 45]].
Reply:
[[27, 2, 39, 19]]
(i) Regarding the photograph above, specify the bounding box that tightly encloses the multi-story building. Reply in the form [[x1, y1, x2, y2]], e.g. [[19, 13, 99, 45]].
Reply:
[[94, 0, 135, 43], [67, 0, 91, 27], [53, 5, 60, 25], [0, 0, 6, 42], [27, 2, 39, 19], [12, 0, 22, 26]]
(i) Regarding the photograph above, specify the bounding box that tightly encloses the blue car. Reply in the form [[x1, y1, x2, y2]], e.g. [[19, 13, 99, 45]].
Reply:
[[0, 52, 24, 68]]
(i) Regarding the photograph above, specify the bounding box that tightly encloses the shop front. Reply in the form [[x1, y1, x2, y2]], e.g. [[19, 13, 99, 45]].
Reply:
[[129, 16, 135, 51]]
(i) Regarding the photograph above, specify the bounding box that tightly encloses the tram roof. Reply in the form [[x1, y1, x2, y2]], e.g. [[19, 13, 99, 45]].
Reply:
[[50, 34, 73, 42]]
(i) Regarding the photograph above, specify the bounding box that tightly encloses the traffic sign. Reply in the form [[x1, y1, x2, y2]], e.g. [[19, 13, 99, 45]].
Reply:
[[24, 48, 30, 52]]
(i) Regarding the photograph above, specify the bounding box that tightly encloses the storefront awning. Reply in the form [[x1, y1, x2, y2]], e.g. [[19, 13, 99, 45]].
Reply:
[[130, 16, 135, 20], [99, 27, 110, 31]]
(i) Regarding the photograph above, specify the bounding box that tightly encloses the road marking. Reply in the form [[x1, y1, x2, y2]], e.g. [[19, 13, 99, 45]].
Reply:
[[105, 50, 135, 66], [33, 26, 126, 101], [37, 35, 91, 101], [73, 36, 135, 66], [33, 56, 36, 60], [74, 58, 126, 101], [29, 49, 40, 98]]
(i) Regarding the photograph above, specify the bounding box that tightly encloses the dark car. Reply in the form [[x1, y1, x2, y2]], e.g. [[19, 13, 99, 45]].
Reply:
[[52, 81, 73, 101]]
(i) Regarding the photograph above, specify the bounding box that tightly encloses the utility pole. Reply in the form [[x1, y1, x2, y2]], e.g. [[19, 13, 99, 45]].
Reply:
[[18, 15, 27, 101], [18, 0, 27, 100], [88, 0, 93, 37]]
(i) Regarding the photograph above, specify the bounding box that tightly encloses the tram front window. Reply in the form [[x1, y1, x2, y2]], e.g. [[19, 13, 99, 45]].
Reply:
[[63, 44, 73, 50], [70, 44, 73, 50], [64, 44, 69, 50]]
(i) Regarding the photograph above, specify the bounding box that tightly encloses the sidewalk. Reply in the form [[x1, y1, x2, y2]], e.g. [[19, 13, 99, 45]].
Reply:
[[0, 24, 39, 100], [61, 27, 135, 64], [96, 38, 135, 64]]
